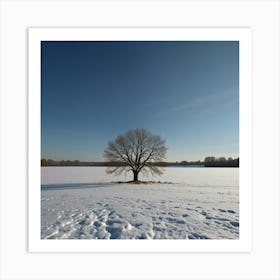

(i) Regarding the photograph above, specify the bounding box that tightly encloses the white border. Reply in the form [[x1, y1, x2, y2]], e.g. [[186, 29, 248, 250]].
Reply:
[[28, 27, 252, 253]]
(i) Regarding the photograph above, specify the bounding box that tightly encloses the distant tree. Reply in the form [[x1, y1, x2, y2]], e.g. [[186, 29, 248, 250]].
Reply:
[[217, 157, 226, 162], [204, 156, 216, 163], [46, 159, 56, 166], [104, 128, 167, 182]]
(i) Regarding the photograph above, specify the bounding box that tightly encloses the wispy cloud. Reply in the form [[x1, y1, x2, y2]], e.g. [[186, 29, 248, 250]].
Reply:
[[166, 95, 211, 113], [158, 88, 238, 116]]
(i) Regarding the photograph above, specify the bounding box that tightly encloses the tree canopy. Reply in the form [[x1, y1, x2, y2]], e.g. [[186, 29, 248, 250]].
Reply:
[[104, 128, 167, 182]]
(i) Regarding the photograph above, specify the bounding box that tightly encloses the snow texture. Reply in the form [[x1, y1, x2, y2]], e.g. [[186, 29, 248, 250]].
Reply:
[[41, 167, 239, 239]]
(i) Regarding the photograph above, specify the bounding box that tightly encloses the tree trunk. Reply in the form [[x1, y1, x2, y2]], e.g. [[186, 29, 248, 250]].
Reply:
[[133, 170, 138, 181]]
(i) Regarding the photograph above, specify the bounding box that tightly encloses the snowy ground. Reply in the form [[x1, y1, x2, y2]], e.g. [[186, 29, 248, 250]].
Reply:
[[41, 167, 239, 239]]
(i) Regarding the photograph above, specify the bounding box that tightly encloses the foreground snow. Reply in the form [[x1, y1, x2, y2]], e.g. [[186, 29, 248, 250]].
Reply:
[[41, 167, 239, 239]]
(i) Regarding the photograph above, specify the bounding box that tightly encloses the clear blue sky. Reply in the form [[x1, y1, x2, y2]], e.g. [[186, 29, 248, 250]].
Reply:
[[41, 41, 239, 162]]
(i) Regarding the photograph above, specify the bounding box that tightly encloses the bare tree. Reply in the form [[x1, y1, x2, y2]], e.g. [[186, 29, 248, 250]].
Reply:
[[104, 128, 167, 182]]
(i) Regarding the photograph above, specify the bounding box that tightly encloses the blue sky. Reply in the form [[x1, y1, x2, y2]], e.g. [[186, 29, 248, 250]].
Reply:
[[41, 41, 239, 162]]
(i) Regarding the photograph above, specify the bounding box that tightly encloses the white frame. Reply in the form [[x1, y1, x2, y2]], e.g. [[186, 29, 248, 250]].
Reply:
[[28, 27, 252, 253], [1, 1, 280, 279]]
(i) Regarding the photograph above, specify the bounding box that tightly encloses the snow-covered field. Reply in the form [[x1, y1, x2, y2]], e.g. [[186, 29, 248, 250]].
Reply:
[[41, 167, 239, 239]]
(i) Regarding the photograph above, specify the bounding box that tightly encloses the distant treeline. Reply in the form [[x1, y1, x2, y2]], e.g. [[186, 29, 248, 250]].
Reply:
[[172, 157, 239, 167], [41, 159, 167, 167], [204, 156, 239, 167], [41, 157, 239, 167], [41, 159, 105, 166]]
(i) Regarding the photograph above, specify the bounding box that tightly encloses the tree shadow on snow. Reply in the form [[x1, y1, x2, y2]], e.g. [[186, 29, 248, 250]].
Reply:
[[41, 182, 115, 191]]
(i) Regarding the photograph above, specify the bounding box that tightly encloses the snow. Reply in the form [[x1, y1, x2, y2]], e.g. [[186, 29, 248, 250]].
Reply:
[[41, 167, 239, 239]]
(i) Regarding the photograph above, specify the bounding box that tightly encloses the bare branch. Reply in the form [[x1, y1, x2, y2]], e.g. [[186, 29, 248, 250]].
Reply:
[[104, 128, 167, 181]]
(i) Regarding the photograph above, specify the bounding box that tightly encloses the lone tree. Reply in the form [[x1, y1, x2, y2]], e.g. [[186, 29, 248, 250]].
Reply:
[[104, 128, 167, 182]]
